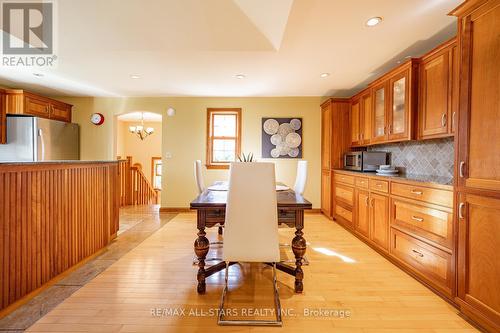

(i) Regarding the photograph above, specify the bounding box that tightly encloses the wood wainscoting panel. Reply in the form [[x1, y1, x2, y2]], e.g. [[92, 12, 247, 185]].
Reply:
[[0, 162, 120, 311]]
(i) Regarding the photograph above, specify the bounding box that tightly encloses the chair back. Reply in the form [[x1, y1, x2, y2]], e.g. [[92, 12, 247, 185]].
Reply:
[[223, 163, 280, 263], [194, 160, 205, 194], [293, 160, 308, 195]]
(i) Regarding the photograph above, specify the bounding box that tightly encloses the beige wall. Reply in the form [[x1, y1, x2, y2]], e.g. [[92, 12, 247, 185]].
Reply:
[[57, 97, 322, 208], [117, 120, 162, 183]]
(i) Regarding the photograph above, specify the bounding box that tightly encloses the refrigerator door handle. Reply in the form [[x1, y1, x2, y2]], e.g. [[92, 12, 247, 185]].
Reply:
[[38, 128, 45, 161]]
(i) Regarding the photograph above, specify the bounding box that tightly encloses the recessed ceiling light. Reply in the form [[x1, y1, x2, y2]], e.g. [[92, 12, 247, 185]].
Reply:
[[235, 74, 246, 79], [404, 55, 412, 59], [33, 73, 44, 77], [130, 74, 141, 79], [320, 73, 330, 78], [366, 17, 382, 27]]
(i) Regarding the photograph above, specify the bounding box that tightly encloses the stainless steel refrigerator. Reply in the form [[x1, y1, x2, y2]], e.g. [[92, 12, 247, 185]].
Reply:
[[0, 115, 80, 162]]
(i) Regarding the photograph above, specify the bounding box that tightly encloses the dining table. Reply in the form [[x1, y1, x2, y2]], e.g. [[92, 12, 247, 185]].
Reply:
[[190, 181, 312, 294]]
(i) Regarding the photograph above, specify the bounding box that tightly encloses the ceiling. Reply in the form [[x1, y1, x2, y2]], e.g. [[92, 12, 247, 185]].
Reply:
[[0, 0, 460, 97], [117, 112, 162, 122]]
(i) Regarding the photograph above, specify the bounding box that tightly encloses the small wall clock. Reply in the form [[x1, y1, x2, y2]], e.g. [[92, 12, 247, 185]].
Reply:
[[90, 113, 105, 125]]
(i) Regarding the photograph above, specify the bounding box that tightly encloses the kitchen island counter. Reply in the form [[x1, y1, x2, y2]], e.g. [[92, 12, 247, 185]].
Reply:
[[0, 160, 120, 312]]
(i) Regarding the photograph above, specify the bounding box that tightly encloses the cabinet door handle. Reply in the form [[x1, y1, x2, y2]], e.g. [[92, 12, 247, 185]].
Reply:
[[441, 113, 447, 127], [459, 202, 465, 219], [410, 189, 423, 195], [388, 124, 392, 134], [376, 183, 382, 188], [411, 216, 424, 222], [365, 197, 369, 206], [459, 161, 465, 178], [412, 249, 424, 257], [452, 111, 456, 129], [371, 198, 375, 207]]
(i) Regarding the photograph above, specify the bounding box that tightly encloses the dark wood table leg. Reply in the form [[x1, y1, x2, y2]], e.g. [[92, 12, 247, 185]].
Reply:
[[194, 210, 209, 294], [292, 210, 306, 293]]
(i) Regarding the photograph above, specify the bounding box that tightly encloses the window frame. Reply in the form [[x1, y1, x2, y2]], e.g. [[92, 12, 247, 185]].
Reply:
[[206, 108, 242, 169]]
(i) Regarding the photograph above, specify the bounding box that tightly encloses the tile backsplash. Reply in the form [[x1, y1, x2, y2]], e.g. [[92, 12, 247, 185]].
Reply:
[[368, 137, 454, 179]]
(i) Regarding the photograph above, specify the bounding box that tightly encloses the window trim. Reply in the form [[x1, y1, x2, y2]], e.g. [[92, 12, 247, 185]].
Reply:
[[151, 156, 162, 190], [206, 108, 242, 169]]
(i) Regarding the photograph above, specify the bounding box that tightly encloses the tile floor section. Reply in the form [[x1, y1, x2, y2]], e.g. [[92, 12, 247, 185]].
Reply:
[[0, 205, 177, 332]]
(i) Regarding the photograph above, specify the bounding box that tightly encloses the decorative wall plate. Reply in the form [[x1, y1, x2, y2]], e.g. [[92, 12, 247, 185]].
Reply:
[[261, 117, 303, 159]]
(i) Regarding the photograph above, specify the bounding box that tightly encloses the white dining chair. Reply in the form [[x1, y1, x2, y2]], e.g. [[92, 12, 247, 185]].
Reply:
[[218, 162, 282, 326], [194, 160, 205, 194], [293, 160, 308, 196]]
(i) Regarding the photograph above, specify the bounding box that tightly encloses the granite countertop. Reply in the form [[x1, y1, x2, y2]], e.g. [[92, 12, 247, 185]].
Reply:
[[334, 169, 454, 186]]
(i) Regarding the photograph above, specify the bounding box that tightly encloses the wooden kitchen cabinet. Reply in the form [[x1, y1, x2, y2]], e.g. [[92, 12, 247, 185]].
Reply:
[[370, 192, 389, 250], [454, 1, 500, 193], [350, 97, 361, 146], [360, 90, 372, 145], [4, 89, 72, 123], [370, 60, 418, 144], [355, 187, 389, 249], [418, 38, 457, 139], [321, 98, 350, 218], [452, 1, 500, 331], [0, 89, 5, 144], [24, 94, 51, 118], [388, 69, 410, 141], [355, 189, 370, 238], [371, 81, 389, 143], [50, 101, 72, 122], [350, 89, 372, 147], [321, 169, 332, 217], [390, 228, 453, 296], [321, 101, 332, 170], [456, 193, 500, 332], [333, 170, 455, 300]]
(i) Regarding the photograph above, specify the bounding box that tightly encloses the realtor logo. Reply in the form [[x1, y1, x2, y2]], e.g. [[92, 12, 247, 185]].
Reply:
[[1, 0, 57, 67], [2, 1, 53, 54]]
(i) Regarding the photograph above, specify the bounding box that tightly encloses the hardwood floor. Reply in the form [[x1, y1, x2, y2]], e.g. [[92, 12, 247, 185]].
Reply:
[[26, 213, 478, 332]]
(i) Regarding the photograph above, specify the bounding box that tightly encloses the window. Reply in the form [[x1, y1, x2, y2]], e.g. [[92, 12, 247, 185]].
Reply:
[[206, 108, 241, 169], [151, 157, 162, 190]]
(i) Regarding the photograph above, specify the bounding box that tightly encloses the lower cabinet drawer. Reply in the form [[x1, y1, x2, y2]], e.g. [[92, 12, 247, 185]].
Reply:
[[390, 229, 452, 295], [334, 173, 355, 186], [391, 182, 453, 208], [335, 204, 352, 223], [392, 199, 453, 249], [355, 177, 369, 189], [335, 184, 354, 206], [370, 179, 389, 193]]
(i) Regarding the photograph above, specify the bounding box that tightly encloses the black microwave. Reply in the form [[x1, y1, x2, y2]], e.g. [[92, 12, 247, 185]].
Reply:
[[344, 151, 388, 171]]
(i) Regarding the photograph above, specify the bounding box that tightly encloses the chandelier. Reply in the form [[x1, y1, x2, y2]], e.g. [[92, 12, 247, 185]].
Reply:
[[129, 112, 154, 140]]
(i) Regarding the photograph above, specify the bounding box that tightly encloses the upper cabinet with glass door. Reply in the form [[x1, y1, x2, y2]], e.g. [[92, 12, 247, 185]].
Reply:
[[370, 59, 418, 144], [370, 81, 389, 144]]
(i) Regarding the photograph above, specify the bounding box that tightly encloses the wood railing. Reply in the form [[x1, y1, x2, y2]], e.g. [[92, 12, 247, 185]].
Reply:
[[131, 166, 159, 205], [0, 161, 120, 311], [118, 157, 132, 206], [117, 156, 158, 206]]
